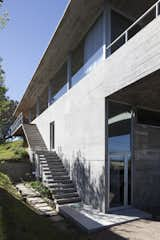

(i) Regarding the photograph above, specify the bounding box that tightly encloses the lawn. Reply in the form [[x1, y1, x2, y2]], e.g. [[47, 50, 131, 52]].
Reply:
[[0, 183, 90, 240], [0, 173, 87, 240], [0, 188, 88, 240], [0, 140, 28, 161]]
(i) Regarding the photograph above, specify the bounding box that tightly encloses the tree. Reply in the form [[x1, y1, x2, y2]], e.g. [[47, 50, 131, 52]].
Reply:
[[0, 1, 16, 142], [0, 0, 9, 29], [0, 59, 18, 142]]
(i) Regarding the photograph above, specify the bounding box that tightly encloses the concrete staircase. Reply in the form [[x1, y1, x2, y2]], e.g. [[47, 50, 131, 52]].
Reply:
[[21, 123, 80, 206], [36, 150, 81, 206], [23, 124, 47, 151]]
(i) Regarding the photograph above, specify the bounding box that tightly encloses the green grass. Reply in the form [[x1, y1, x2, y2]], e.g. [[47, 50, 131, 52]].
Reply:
[[0, 140, 28, 161], [0, 173, 87, 240], [0, 172, 18, 196], [0, 188, 88, 240]]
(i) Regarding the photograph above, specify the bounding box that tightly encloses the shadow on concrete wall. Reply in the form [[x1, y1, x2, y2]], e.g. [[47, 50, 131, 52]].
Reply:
[[58, 147, 105, 212]]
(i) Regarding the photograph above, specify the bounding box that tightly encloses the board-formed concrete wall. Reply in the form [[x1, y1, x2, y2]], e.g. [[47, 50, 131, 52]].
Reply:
[[33, 16, 160, 212], [134, 124, 160, 211]]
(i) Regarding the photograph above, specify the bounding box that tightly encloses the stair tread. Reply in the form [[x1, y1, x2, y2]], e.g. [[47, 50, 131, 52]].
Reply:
[[34, 149, 80, 204], [50, 187, 76, 192], [56, 197, 81, 204], [54, 192, 79, 199]]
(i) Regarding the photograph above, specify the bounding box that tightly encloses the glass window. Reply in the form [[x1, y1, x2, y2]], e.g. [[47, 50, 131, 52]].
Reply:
[[111, 11, 132, 54], [137, 108, 160, 126], [108, 101, 132, 208]]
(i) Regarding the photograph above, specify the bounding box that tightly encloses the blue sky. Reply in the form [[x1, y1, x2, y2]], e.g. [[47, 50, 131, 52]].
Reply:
[[0, 0, 69, 101]]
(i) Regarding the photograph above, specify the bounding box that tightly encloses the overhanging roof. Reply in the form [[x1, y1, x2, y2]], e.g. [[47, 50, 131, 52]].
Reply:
[[14, 0, 156, 118]]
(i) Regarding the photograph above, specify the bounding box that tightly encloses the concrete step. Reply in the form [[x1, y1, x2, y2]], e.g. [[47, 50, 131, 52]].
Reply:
[[53, 192, 79, 199], [42, 167, 65, 172], [53, 175, 70, 180], [45, 157, 59, 160], [40, 159, 62, 163], [50, 171, 68, 176], [43, 171, 68, 177], [41, 154, 58, 158], [43, 153, 57, 156], [51, 188, 76, 194], [45, 179, 73, 184], [47, 183, 74, 188], [56, 197, 81, 205], [44, 175, 70, 181], [42, 171, 52, 175], [40, 161, 63, 166]]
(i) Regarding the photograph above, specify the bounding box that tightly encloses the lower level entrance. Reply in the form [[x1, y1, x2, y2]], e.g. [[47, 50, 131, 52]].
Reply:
[[107, 100, 132, 209]]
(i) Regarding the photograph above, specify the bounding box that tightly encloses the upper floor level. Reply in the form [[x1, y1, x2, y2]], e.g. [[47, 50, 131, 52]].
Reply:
[[12, 0, 159, 131]]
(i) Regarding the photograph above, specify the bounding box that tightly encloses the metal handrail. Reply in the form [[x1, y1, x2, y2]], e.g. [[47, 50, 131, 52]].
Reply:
[[10, 112, 23, 135], [106, 0, 160, 53]]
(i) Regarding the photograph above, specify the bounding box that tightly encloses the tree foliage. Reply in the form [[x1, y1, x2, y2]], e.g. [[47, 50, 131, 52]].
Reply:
[[0, 1, 16, 142], [0, 60, 18, 142], [0, 0, 9, 29]]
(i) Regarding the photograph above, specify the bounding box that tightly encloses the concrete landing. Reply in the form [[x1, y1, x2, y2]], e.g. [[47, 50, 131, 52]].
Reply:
[[59, 203, 151, 232]]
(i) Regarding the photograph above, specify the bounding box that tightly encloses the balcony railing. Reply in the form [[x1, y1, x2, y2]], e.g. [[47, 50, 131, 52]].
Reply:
[[106, 0, 160, 56], [71, 46, 104, 87], [10, 112, 25, 135]]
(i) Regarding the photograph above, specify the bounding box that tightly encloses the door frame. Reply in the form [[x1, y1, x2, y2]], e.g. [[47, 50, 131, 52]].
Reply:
[[108, 152, 131, 211], [50, 121, 55, 151], [105, 98, 134, 212]]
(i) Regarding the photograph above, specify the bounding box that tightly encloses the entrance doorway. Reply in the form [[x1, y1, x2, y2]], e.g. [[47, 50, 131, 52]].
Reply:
[[107, 100, 132, 209], [50, 121, 55, 150]]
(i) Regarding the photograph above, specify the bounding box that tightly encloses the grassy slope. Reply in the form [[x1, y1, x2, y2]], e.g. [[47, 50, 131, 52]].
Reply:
[[0, 140, 28, 161], [0, 172, 18, 196], [0, 188, 87, 240], [0, 173, 87, 240]]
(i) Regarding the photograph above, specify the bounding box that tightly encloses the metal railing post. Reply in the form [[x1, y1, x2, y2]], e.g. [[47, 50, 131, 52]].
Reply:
[[156, 2, 159, 17], [10, 112, 24, 135], [106, 0, 160, 58], [125, 31, 128, 43]]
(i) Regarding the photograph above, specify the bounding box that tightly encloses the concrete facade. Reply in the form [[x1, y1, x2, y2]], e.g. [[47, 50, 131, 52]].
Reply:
[[32, 15, 160, 212], [12, 0, 160, 213]]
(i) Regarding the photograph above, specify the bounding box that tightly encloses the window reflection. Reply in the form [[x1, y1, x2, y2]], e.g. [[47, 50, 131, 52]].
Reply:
[[108, 101, 132, 208]]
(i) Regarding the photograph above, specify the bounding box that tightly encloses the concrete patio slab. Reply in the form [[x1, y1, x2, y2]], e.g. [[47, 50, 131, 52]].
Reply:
[[59, 203, 151, 233]]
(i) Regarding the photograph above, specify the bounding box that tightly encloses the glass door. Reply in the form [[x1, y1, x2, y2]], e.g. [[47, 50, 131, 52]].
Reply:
[[108, 101, 132, 209]]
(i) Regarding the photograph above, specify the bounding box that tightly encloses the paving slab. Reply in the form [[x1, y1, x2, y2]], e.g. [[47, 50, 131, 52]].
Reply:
[[26, 197, 46, 204], [59, 203, 151, 233], [33, 203, 49, 208], [16, 183, 40, 197], [16, 183, 57, 217]]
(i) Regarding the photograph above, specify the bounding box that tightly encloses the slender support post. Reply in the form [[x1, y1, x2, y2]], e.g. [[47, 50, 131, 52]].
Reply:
[[104, 1, 111, 58], [48, 81, 52, 107], [156, 2, 159, 17], [125, 31, 128, 43], [36, 96, 40, 117], [67, 53, 72, 90], [28, 110, 32, 123]]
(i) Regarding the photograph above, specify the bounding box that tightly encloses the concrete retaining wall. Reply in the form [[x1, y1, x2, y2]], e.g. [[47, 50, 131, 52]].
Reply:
[[0, 159, 32, 182]]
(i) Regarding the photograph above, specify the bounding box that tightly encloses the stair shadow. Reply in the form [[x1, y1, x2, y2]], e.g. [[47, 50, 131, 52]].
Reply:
[[57, 147, 105, 212]]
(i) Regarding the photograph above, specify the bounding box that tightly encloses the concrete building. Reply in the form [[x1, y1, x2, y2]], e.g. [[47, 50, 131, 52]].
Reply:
[[11, 0, 160, 213]]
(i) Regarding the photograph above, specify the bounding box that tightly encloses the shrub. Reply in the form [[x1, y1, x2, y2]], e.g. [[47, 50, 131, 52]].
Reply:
[[28, 181, 52, 199]]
